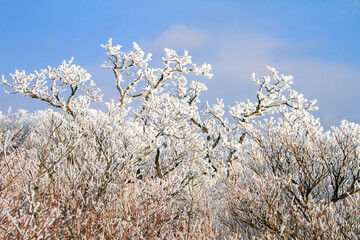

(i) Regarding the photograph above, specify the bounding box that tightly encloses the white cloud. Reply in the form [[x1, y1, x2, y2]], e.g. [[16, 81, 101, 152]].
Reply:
[[212, 32, 284, 81], [277, 59, 360, 126], [214, 33, 360, 126], [146, 25, 360, 127], [90, 25, 358, 128], [142, 25, 212, 53]]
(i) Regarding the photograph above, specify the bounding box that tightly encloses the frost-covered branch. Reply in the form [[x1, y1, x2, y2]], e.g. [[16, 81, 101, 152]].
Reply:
[[1, 58, 102, 117], [230, 66, 317, 123], [101, 38, 212, 107], [1, 39, 359, 239]]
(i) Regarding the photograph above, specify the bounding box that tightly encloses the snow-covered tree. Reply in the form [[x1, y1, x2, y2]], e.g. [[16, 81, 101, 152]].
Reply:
[[0, 39, 358, 239]]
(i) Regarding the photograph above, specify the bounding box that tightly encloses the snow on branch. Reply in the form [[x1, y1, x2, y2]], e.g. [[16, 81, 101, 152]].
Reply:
[[1, 38, 360, 239], [230, 66, 317, 123], [1, 58, 102, 117], [101, 38, 212, 107]]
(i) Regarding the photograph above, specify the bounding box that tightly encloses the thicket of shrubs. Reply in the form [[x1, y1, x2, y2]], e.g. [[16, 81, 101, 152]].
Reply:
[[1, 39, 359, 239]]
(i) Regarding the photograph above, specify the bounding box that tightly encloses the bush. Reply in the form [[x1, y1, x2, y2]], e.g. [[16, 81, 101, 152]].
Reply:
[[0, 39, 358, 239]]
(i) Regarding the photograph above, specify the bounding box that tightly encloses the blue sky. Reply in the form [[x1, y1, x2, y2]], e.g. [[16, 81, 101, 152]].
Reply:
[[1, 0, 359, 128]]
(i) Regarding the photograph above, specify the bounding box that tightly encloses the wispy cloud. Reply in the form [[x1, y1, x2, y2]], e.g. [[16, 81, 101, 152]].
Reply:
[[142, 25, 360, 127], [141, 25, 212, 53]]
